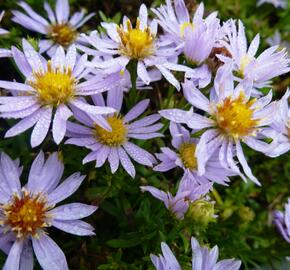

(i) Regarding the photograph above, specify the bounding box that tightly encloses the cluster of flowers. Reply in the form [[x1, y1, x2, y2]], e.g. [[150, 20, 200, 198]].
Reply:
[[0, 0, 289, 269]]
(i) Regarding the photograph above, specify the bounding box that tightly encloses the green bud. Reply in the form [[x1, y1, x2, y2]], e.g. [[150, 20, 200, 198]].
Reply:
[[238, 206, 255, 223], [186, 200, 216, 226], [221, 208, 234, 220]]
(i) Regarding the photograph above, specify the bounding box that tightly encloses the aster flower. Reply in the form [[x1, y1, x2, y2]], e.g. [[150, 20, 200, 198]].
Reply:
[[266, 30, 290, 53], [81, 4, 191, 90], [12, 0, 95, 56], [151, 237, 241, 269], [0, 151, 97, 270], [152, 0, 224, 69], [154, 122, 235, 185], [257, 0, 287, 8], [273, 199, 290, 243], [152, 1, 219, 48], [219, 20, 290, 88], [0, 39, 116, 147], [152, 2, 221, 87], [160, 66, 278, 185], [141, 172, 213, 219], [0, 11, 11, 58], [65, 90, 163, 178], [264, 89, 290, 157]]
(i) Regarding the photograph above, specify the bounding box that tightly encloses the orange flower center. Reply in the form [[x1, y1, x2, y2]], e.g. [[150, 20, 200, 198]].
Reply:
[[1, 190, 51, 238]]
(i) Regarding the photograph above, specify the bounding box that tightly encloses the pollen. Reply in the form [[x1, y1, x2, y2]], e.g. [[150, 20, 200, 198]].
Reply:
[[49, 23, 77, 47], [180, 22, 194, 37], [179, 142, 198, 170], [117, 19, 155, 60], [1, 189, 51, 239], [94, 115, 128, 147], [215, 92, 259, 138], [29, 61, 76, 106]]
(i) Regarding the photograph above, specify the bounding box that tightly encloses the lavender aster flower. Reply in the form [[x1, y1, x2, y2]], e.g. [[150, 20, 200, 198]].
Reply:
[[81, 4, 191, 90], [266, 30, 290, 53], [219, 20, 290, 88], [160, 66, 278, 185], [0, 151, 97, 270], [273, 199, 290, 243], [65, 90, 163, 178], [12, 0, 95, 56], [152, 2, 221, 87], [154, 122, 235, 185], [151, 237, 241, 269], [265, 89, 290, 157], [257, 0, 287, 8], [0, 39, 116, 147], [152, 1, 219, 48], [0, 11, 11, 58], [141, 173, 213, 219]]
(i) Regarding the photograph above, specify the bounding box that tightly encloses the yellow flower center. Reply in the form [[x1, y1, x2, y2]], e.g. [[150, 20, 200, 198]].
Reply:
[[94, 116, 128, 147], [179, 142, 198, 170], [49, 23, 77, 47], [117, 19, 155, 60], [215, 92, 259, 138], [29, 61, 76, 106], [180, 22, 194, 37], [1, 190, 51, 239]]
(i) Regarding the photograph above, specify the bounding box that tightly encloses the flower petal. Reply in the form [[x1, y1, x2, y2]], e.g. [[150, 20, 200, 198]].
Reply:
[[32, 234, 68, 270]]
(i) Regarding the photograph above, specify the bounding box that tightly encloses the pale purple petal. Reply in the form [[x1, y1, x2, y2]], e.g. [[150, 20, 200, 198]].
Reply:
[[55, 0, 69, 23], [32, 234, 68, 270], [123, 142, 155, 167], [4, 109, 41, 138], [52, 220, 95, 236], [52, 105, 73, 144], [3, 240, 24, 270], [118, 147, 136, 178], [31, 107, 52, 148], [48, 203, 97, 220], [47, 173, 85, 205], [123, 99, 149, 123]]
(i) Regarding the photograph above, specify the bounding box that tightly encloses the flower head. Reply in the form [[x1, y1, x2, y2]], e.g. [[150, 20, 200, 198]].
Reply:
[[66, 90, 163, 178], [257, 0, 287, 8], [265, 89, 290, 157], [154, 122, 235, 185], [220, 20, 290, 88], [153, 1, 220, 63], [141, 173, 213, 219], [151, 237, 241, 270], [81, 4, 191, 90], [273, 199, 290, 243], [0, 40, 116, 147], [160, 66, 278, 184], [0, 151, 97, 270], [12, 0, 95, 56], [0, 11, 11, 58]]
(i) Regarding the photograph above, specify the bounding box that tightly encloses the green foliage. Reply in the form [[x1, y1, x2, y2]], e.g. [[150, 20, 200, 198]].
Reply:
[[0, 0, 289, 269]]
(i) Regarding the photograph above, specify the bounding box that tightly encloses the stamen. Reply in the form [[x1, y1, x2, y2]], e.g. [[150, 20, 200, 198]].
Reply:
[[94, 115, 128, 147], [1, 189, 52, 239], [117, 18, 155, 59], [29, 61, 76, 106], [215, 92, 259, 138], [179, 142, 198, 170], [49, 23, 77, 47]]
